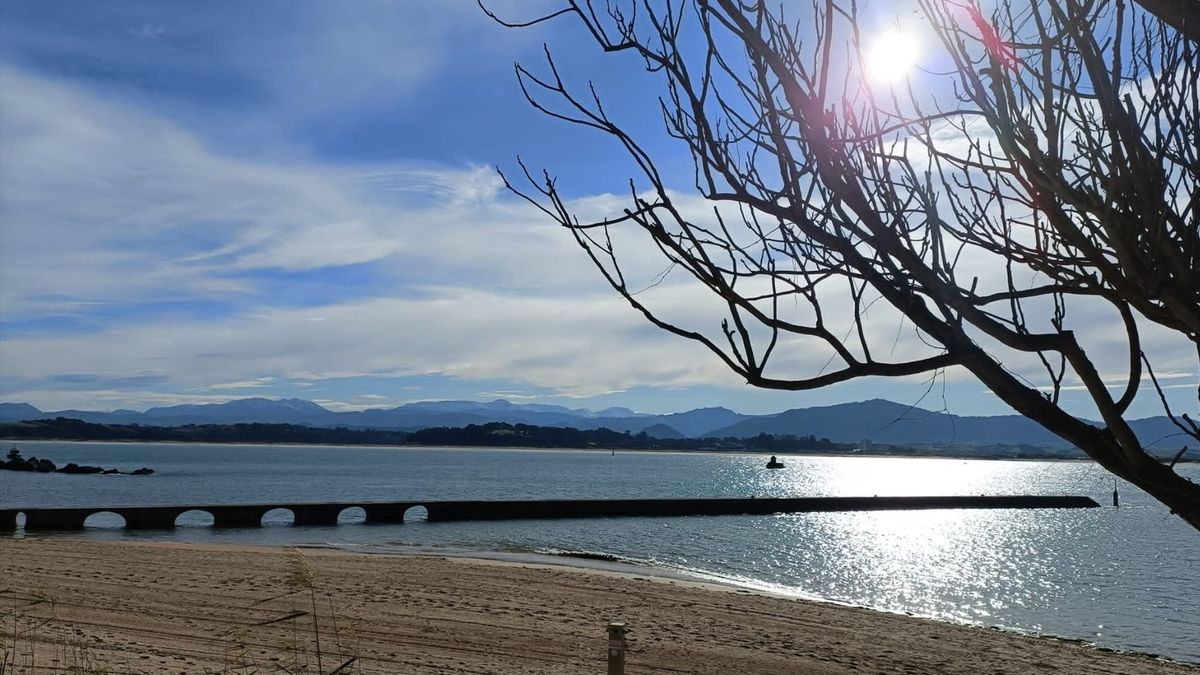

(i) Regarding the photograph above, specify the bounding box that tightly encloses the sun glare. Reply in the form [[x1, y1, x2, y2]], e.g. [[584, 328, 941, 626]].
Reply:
[[865, 29, 921, 84]]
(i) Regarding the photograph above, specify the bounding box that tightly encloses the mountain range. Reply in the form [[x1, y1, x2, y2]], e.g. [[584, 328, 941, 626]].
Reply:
[[0, 397, 1192, 450]]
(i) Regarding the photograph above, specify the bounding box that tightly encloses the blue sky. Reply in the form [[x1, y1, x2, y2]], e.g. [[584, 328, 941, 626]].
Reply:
[[0, 1, 1195, 418]]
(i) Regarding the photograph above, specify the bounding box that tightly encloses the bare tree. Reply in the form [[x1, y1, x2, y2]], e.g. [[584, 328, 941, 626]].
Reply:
[[486, 0, 1200, 530]]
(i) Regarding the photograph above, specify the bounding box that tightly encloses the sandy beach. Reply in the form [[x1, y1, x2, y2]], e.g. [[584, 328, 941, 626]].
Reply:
[[0, 538, 1192, 674]]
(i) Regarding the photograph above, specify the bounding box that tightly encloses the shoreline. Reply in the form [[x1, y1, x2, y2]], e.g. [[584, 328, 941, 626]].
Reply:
[[2, 538, 1194, 674], [316, 539, 1194, 664]]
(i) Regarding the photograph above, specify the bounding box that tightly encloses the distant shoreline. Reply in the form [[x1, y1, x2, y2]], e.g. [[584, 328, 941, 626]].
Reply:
[[2, 416, 1192, 463], [2, 435, 1154, 464]]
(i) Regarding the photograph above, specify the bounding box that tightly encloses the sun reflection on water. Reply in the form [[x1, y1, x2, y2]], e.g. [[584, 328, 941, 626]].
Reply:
[[737, 455, 1075, 499], [717, 507, 1074, 627]]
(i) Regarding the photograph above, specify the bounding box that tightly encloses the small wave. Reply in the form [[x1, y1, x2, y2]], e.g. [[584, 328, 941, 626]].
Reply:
[[540, 549, 629, 564]]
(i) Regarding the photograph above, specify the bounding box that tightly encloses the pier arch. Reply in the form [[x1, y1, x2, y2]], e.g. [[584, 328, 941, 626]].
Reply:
[[261, 507, 295, 527], [83, 511, 126, 529], [175, 509, 215, 528], [337, 506, 366, 524], [403, 505, 429, 523]]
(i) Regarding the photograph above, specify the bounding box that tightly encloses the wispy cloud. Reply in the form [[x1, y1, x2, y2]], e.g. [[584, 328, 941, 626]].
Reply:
[[0, 65, 596, 319], [0, 61, 760, 412]]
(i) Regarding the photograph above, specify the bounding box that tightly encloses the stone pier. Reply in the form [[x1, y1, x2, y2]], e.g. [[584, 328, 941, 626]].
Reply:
[[0, 495, 1099, 532]]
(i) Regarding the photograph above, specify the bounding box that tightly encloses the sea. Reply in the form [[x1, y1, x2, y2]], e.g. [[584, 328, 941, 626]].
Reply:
[[1, 440, 1197, 663]]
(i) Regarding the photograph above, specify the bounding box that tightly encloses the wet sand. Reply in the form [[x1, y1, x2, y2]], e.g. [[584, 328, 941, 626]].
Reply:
[[0, 538, 1192, 674]]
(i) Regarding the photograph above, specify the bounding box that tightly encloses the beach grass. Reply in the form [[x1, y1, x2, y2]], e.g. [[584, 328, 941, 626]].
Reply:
[[2, 547, 359, 675]]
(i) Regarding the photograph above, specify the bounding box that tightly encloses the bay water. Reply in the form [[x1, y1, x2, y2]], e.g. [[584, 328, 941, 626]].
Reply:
[[1, 440, 1196, 662]]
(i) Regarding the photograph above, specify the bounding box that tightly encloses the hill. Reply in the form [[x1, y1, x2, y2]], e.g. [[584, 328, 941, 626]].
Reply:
[[0, 396, 1192, 453], [707, 398, 1192, 451]]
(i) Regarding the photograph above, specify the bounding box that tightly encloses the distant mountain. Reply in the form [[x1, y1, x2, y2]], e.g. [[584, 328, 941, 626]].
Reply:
[[335, 400, 658, 433], [139, 398, 335, 425], [637, 423, 686, 439], [655, 407, 751, 437], [0, 397, 677, 437], [0, 403, 42, 423], [592, 406, 646, 418], [382, 399, 643, 419], [706, 398, 1191, 449], [712, 398, 1073, 445], [36, 409, 147, 425], [0, 396, 1191, 449], [0, 398, 338, 427], [1128, 417, 1198, 451]]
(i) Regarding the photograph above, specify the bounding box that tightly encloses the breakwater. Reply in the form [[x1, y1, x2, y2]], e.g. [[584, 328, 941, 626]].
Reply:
[[0, 495, 1099, 531]]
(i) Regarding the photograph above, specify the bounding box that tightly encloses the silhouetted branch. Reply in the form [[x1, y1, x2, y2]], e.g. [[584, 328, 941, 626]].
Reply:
[[490, 0, 1200, 530]]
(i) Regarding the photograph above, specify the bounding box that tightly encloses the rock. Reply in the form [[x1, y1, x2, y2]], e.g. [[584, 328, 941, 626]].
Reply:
[[1, 447, 49, 471], [0, 447, 152, 476], [2, 458, 35, 472], [58, 462, 109, 474]]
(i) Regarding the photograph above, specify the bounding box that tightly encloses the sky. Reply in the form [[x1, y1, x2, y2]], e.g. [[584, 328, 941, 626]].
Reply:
[[0, 0, 1195, 419]]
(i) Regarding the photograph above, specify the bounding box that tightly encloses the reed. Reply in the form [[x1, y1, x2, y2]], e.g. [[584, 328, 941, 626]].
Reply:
[[1, 551, 360, 674], [209, 548, 360, 674], [1, 593, 117, 675]]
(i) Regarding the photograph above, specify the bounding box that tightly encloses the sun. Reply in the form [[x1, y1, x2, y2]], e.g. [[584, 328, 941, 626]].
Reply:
[[864, 28, 921, 84]]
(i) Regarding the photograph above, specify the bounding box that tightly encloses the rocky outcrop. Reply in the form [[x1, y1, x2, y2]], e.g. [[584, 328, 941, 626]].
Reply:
[[56, 462, 104, 474], [1, 447, 153, 476]]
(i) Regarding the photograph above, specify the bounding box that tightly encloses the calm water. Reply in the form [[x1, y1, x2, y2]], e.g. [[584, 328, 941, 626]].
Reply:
[[1, 441, 1197, 662]]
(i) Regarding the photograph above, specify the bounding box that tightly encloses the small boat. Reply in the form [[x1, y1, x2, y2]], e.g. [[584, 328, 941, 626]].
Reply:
[[766, 455, 785, 469]]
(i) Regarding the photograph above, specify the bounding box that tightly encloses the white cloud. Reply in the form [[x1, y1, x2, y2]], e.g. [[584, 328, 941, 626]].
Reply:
[[0, 67, 384, 310], [1, 46, 892, 409], [0, 288, 737, 406], [0, 65, 606, 318], [0, 64, 763, 412]]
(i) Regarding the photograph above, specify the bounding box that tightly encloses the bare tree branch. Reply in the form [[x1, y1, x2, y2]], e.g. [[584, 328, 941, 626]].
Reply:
[[489, 0, 1200, 530]]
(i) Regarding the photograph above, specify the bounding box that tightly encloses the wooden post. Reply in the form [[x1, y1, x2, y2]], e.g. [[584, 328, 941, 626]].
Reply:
[[607, 622, 627, 675]]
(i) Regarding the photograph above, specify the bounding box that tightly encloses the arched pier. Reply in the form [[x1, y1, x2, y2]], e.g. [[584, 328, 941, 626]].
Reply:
[[0, 495, 1099, 532]]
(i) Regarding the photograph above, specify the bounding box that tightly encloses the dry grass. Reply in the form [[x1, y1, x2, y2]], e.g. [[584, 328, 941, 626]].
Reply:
[[2, 592, 117, 674], [0, 550, 360, 675]]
